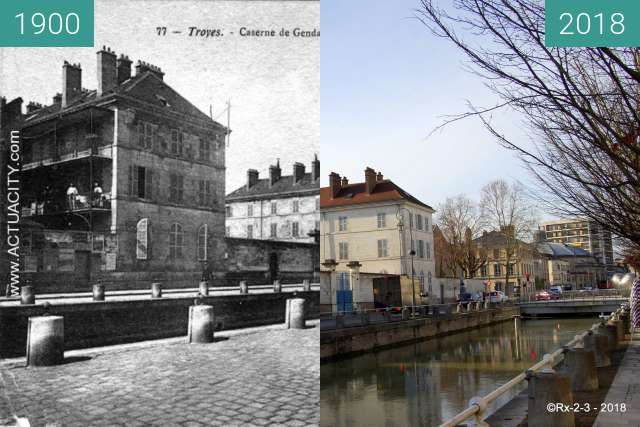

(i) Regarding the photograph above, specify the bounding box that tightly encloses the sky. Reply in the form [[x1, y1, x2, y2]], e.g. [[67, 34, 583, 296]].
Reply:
[[321, 0, 540, 216], [0, 0, 319, 193]]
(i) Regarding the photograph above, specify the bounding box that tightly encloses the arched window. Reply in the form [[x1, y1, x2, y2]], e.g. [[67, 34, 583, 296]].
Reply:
[[136, 218, 149, 259], [169, 223, 184, 259], [197, 224, 208, 261]]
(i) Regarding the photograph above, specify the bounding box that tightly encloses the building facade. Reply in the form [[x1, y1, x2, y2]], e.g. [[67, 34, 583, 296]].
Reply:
[[540, 218, 614, 274], [320, 167, 436, 309], [225, 158, 320, 243], [5, 47, 227, 291], [536, 241, 606, 288]]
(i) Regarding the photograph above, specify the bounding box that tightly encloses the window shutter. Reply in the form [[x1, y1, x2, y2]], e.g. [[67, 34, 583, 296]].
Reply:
[[145, 169, 153, 199], [127, 165, 134, 195]]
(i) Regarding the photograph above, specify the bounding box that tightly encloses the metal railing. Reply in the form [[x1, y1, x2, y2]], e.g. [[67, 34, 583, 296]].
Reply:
[[519, 288, 624, 303], [438, 304, 627, 427]]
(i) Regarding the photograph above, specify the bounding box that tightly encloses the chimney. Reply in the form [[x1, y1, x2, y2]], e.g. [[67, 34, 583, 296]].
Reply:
[[117, 54, 132, 85], [26, 102, 42, 114], [329, 172, 342, 199], [341, 176, 349, 186], [364, 167, 376, 194], [247, 169, 259, 189], [312, 154, 320, 181], [376, 172, 384, 182], [97, 46, 117, 96], [135, 60, 165, 80], [62, 61, 82, 108], [52, 93, 62, 105], [293, 162, 306, 184], [269, 159, 281, 187]]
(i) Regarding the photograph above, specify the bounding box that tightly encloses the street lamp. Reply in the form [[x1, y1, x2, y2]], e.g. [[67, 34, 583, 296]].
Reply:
[[396, 207, 416, 316], [321, 258, 338, 313]]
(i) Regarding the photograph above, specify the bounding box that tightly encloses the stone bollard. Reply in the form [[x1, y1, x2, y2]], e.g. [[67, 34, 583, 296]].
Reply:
[[402, 307, 410, 320], [92, 284, 105, 301], [604, 323, 619, 350], [564, 348, 599, 391], [483, 300, 489, 309], [620, 312, 631, 334], [188, 305, 214, 343], [26, 316, 64, 367], [526, 369, 575, 427], [20, 285, 35, 305], [239, 281, 248, 294], [456, 303, 462, 314], [611, 319, 625, 342], [286, 298, 306, 329], [273, 280, 282, 293], [151, 282, 162, 299], [302, 279, 311, 292], [198, 281, 209, 296], [584, 331, 611, 367]]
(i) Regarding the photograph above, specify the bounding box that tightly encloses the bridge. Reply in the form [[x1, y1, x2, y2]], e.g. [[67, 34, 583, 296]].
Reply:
[[519, 292, 627, 316]]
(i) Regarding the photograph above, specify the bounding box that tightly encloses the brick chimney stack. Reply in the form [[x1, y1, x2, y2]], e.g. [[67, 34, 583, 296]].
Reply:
[[312, 154, 320, 181], [364, 167, 377, 194], [62, 61, 82, 108], [97, 46, 117, 96], [376, 172, 384, 182], [329, 172, 342, 199], [247, 169, 259, 189], [117, 54, 132, 85], [341, 176, 349, 186], [52, 93, 62, 105], [269, 159, 281, 187], [135, 60, 165, 80], [293, 162, 306, 184]]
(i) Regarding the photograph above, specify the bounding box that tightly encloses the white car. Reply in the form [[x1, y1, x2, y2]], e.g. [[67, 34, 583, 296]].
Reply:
[[489, 291, 506, 303]]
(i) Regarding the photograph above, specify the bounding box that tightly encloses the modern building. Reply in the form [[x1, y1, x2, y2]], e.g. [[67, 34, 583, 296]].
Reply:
[[540, 218, 614, 274], [320, 167, 436, 310], [5, 47, 227, 291], [536, 241, 606, 288], [225, 157, 320, 243]]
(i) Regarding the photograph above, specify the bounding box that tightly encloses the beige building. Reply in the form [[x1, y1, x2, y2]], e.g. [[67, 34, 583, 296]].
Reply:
[[225, 157, 320, 243], [320, 167, 436, 310]]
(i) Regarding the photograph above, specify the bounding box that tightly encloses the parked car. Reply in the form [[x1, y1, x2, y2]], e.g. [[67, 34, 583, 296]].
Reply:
[[535, 290, 551, 301], [548, 286, 563, 299], [489, 291, 506, 303]]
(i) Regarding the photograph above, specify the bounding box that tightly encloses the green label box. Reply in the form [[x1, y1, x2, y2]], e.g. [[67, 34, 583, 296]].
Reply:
[[0, 0, 94, 47]]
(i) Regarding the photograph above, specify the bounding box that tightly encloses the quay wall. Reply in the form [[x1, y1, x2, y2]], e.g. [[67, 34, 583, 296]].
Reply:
[[0, 290, 319, 358], [321, 306, 520, 360]]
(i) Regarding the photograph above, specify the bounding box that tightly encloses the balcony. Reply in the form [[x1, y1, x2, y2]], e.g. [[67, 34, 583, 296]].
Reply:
[[22, 142, 112, 171], [22, 193, 112, 218]]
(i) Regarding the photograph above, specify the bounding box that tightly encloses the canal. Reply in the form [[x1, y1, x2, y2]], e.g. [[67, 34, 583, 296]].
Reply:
[[320, 317, 597, 427]]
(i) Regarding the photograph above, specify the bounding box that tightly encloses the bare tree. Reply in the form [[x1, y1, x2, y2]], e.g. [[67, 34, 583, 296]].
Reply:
[[416, 0, 640, 247], [479, 180, 536, 292]]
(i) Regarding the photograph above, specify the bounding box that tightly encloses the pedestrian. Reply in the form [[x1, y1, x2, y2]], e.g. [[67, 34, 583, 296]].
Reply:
[[66, 183, 78, 210], [93, 181, 103, 207]]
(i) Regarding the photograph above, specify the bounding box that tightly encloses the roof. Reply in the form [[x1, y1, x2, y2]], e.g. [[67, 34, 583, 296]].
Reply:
[[23, 71, 223, 131], [536, 242, 592, 258], [226, 173, 319, 202], [320, 179, 434, 211], [474, 230, 529, 247]]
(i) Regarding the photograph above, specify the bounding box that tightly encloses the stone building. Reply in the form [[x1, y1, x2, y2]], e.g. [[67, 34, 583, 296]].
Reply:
[[5, 47, 227, 291], [535, 241, 606, 289], [225, 157, 320, 243]]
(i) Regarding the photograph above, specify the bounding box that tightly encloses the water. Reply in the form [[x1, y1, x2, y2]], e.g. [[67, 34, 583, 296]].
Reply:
[[320, 317, 597, 427]]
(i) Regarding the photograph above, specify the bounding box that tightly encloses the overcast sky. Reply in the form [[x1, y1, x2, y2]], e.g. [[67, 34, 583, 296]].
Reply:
[[321, 0, 544, 217], [0, 0, 319, 193]]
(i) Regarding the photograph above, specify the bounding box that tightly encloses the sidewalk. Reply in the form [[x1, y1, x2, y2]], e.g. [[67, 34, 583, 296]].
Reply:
[[0, 321, 319, 427], [594, 334, 640, 427]]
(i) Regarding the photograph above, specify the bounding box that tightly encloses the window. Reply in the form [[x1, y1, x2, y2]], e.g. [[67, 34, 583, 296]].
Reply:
[[199, 138, 210, 162], [138, 122, 154, 148], [169, 174, 184, 203], [425, 216, 429, 230], [247, 225, 253, 239], [409, 213, 414, 228], [425, 242, 431, 260], [377, 213, 386, 228], [136, 219, 149, 260], [271, 202, 277, 215], [419, 271, 425, 293], [417, 240, 425, 258], [197, 224, 208, 261], [481, 264, 488, 277], [377, 239, 388, 257], [416, 214, 423, 231], [339, 242, 348, 260], [129, 165, 152, 199], [226, 206, 232, 217], [337, 272, 350, 290], [247, 204, 253, 217], [293, 200, 299, 213], [338, 216, 347, 231], [315, 198, 320, 211], [493, 249, 500, 259], [171, 129, 184, 156], [270, 223, 277, 238], [226, 226, 230, 236], [197, 180, 212, 206], [507, 263, 515, 276], [169, 223, 184, 258], [292, 222, 299, 237], [494, 263, 502, 276]]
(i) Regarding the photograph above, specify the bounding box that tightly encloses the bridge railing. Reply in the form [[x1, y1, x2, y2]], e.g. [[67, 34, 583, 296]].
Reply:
[[518, 288, 623, 303], [438, 304, 627, 427]]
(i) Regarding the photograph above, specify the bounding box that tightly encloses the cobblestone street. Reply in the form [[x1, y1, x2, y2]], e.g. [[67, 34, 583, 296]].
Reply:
[[0, 323, 319, 427]]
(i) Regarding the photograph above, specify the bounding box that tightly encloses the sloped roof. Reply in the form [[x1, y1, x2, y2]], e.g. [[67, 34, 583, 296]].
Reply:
[[474, 230, 530, 247], [227, 173, 319, 202], [537, 242, 592, 257], [320, 180, 434, 211]]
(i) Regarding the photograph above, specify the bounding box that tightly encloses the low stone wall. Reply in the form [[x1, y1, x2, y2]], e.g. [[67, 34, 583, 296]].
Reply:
[[0, 290, 319, 358], [320, 306, 519, 360]]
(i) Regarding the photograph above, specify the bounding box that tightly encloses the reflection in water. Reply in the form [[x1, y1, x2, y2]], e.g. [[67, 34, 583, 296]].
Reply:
[[320, 317, 596, 427]]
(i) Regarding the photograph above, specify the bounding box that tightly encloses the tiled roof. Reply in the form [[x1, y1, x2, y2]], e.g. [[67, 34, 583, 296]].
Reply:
[[320, 180, 434, 211], [226, 173, 319, 201], [537, 242, 592, 257]]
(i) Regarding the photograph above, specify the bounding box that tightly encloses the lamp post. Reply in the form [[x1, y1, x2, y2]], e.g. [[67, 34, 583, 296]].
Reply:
[[321, 258, 338, 313], [397, 207, 416, 316]]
